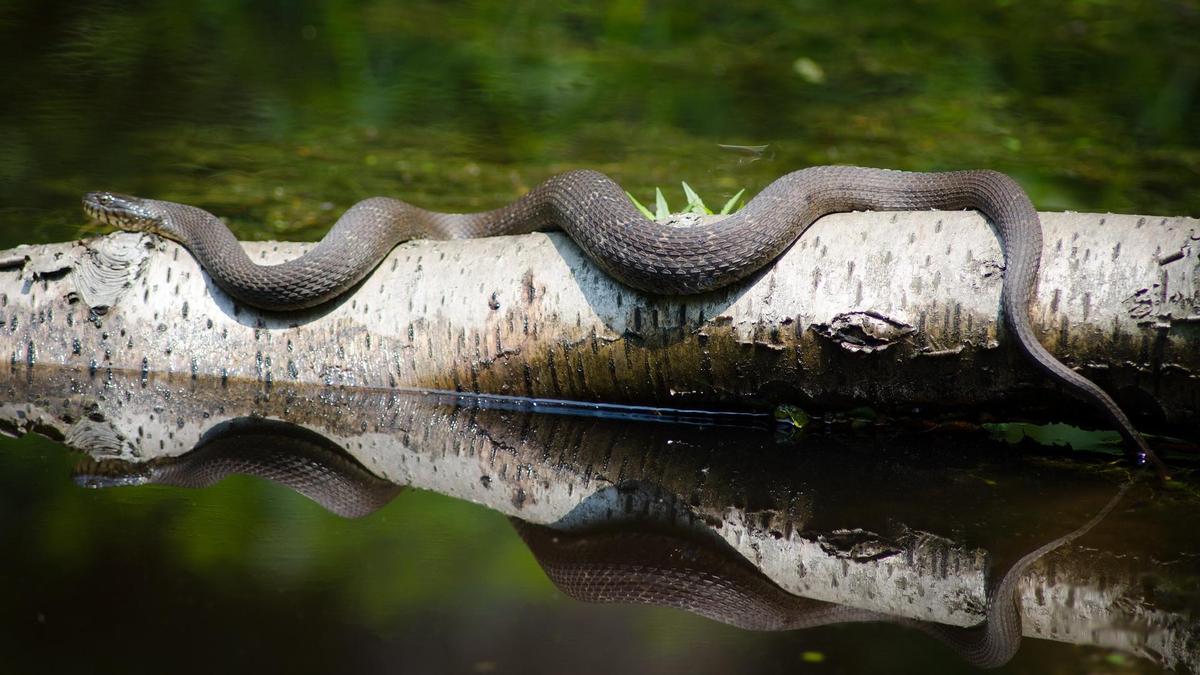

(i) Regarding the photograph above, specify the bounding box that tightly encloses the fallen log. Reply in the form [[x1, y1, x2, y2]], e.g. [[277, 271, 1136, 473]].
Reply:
[[0, 209, 1197, 433], [1, 370, 1195, 671]]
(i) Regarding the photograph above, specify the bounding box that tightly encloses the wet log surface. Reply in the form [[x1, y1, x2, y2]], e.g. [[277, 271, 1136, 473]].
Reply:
[[1, 368, 1196, 671]]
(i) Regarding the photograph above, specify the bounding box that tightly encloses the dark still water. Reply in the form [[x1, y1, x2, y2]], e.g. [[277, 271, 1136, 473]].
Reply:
[[1, 373, 1198, 674], [1, 2, 1198, 674]]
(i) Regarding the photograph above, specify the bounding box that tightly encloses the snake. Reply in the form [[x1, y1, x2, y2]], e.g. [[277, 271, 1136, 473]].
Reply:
[[514, 481, 1129, 669], [72, 417, 1131, 669], [73, 417, 404, 518], [80, 166, 1167, 478]]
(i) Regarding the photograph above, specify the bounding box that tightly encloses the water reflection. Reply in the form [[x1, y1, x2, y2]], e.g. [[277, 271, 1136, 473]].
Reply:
[[514, 482, 1129, 669], [8, 369, 1191, 671], [75, 418, 404, 518], [76, 420, 1132, 668], [3, 3, 1198, 672]]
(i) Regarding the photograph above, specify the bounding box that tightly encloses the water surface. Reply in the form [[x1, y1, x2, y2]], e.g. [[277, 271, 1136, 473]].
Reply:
[[2, 372, 1198, 673], [1, 2, 1198, 673]]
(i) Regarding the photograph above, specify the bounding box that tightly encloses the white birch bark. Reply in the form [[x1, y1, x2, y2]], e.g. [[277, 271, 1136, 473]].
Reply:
[[0, 369, 1193, 671], [0, 210, 1195, 432]]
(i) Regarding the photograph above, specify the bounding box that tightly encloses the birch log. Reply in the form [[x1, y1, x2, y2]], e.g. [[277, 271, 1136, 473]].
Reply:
[[0, 210, 1197, 433], [1, 370, 1195, 671]]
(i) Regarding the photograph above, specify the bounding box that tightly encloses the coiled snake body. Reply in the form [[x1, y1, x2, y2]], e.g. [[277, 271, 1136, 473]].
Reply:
[[82, 166, 1165, 476]]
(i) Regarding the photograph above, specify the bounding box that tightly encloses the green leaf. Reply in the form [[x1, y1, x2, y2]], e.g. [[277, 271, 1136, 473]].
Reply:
[[719, 189, 745, 215], [773, 404, 810, 429], [680, 181, 711, 214], [654, 187, 670, 220], [982, 422, 1123, 454], [625, 191, 655, 220], [847, 406, 877, 421]]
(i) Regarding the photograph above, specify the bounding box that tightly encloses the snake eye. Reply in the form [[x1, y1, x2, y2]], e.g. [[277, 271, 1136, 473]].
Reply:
[[82, 192, 163, 230]]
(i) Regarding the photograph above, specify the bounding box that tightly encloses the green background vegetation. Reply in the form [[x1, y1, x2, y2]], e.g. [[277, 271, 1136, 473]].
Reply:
[[0, 0, 1196, 247], [0, 2, 1196, 672]]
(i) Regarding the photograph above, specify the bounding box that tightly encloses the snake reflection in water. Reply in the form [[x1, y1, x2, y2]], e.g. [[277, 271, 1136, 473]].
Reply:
[[74, 417, 1132, 669]]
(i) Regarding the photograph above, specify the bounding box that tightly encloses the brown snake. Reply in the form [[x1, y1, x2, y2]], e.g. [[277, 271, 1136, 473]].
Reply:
[[81, 167, 1167, 477], [73, 418, 1131, 669]]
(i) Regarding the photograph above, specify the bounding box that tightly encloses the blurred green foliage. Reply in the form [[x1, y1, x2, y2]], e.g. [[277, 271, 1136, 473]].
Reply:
[[0, 0, 1197, 247], [0, 5, 1198, 669], [10, 432, 547, 620]]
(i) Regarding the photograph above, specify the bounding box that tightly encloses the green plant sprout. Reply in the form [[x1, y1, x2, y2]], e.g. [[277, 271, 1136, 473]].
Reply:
[[626, 183, 746, 220]]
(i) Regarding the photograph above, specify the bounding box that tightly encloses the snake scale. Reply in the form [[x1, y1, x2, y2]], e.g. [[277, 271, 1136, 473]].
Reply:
[[514, 481, 1128, 669], [82, 166, 1166, 477], [74, 419, 1131, 669]]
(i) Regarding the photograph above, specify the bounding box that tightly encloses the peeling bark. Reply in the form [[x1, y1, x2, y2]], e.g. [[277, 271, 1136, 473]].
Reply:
[[0, 209, 1197, 433]]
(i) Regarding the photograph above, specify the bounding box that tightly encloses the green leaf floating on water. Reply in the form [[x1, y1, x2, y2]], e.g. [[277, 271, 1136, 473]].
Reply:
[[983, 422, 1123, 454], [774, 404, 810, 429], [845, 406, 876, 429]]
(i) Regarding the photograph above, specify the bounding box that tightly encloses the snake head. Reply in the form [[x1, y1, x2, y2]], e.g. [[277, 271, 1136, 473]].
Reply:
[[71, 457, 154, 489], [82, 192, 166, 233]]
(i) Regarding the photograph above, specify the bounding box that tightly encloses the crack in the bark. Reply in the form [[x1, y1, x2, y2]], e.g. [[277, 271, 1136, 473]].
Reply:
[[810, 310, 915, 353]]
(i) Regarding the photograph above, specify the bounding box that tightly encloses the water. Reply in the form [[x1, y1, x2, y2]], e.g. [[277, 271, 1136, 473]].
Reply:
[[2, 1, 1198, 249], [1, 372, 1197, 673], [1, 2, 1198, 673]]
